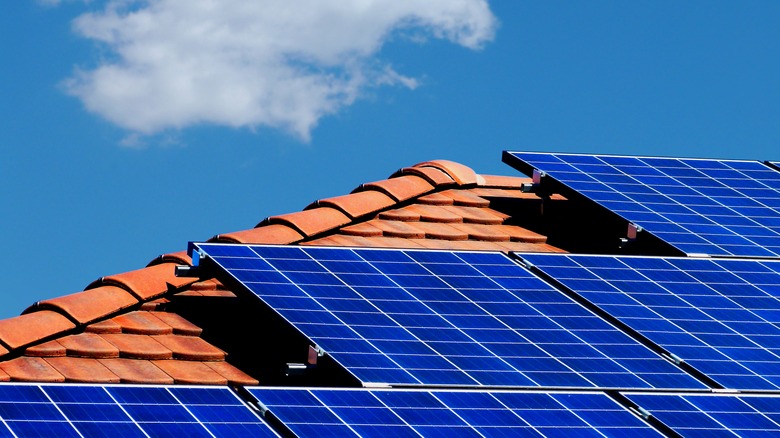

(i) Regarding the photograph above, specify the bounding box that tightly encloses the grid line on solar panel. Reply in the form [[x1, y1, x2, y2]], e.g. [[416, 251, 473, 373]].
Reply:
[[521, 252, 780, 391], [0, 384, 279, 437], [506, 152, 780, 257], [195, 243, 704, 390], [624, 392, 780, 437], [249, 387, 662, 437]]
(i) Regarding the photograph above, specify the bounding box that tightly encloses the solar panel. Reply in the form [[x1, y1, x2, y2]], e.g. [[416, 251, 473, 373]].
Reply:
[[521, 253, 780, 390], [194, 243, 703, 390], [505, 151, 780, 257], [249, 387, 661, 437], [625, 392, 780, 436], [0, 384, 278, 437]]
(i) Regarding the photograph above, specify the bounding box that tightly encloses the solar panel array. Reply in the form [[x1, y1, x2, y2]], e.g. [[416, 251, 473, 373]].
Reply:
[[195, 243, 702, 390], [249, 387, 661, 437], [522, 253, 780, 390], [505, 152, 780, 257], [0, 384, 278, 437]]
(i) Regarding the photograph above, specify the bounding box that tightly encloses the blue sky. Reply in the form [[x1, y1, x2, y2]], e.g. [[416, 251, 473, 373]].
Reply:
[[2, 1, 780, 318]]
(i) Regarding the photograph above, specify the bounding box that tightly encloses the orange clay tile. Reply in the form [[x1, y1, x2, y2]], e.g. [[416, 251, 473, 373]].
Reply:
[[152, 335, 225, 361], [213, 224, 304, 245], [441, 205, 507, 225], [85, 319, 122, 334], [368, 220, 426, 239], [151, 313, 203, 336], [204, 362, 258, 386], [469, 187, 547, 200], [414, 160, 478, 186], [439, 189, 491, 207], [357, 175, 434, 202], [45, 357, 120, 383], [176, 290, 237, 297], [0, 345, 7, 357], [147, 251, 192, 267], [378, 208, 420, 222], [152, 360, 228, 385], [448, 223, 511, 242], [35, 285, 138, 325], [304, 234, 424, 249], [411, 222, 469, 241], [139, 297, 170, 311], [92, 263, 196, 301], [391, 166, 456, 187], [264, 207, 351, 237], [403, 204, 463, 223], [309, 191, 396, 219], [493, 225, 548, 243], [478, 175, 530, 188], [417, 192, 455, 206], [0, 311, 75, 350], [99, 358, 175, 384], [58, 333, 120, 359], [25, 340, 65, 357], [495, 241, 565, 253], [0, 368, 9, 382], [411, 238, 508, 251], [340, 222, 383, 237], [101, 334, 173, 360], [113, 311, 173, 335], [0, 357, 65, 382]]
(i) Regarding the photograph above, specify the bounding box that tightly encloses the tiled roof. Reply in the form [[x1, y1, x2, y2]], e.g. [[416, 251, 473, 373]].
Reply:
[[0, 159, 563, 385]]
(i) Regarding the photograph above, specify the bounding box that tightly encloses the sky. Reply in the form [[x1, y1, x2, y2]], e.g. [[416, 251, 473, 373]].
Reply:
[[2, 1, 780, 318]]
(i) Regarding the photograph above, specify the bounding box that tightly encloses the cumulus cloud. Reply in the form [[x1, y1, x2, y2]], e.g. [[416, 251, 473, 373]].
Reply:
[[63, 0, 496, 140]]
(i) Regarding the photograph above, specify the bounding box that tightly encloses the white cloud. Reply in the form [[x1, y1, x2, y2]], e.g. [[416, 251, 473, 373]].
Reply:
[[64, 0, 496, 141]]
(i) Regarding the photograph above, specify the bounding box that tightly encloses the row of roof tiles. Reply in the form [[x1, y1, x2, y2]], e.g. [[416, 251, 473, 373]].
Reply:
[[0, 160, 563, 384]]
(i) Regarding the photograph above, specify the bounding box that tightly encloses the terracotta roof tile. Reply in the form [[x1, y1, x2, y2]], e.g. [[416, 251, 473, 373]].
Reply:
[[0, 311, 75, 350], [403, 204, 463, 223], [152, 360, 228, 385], [478, 174, 530, 188], [176, 290, 238, 297], [308, 191, 396, 219], [0, 368, 9, 382], [304, 234, 425, 249], [92, 263, 196, 301], [25, 340, 66, 358], [411, 222, 469, 241], [439, 189, 491, 207], [340, 222, 383, 237], [494, 225, 548, 243], [0, 345, 8, 357], [45, 357, 120, 383], [58, 333, 120, 359], [113, 311, 173, 335], [33, 286, 138, 325], [412, 238, 509, 251], [152, 335, 225, 361], [204, 362, 258, 386], [101, 334, 172, 360], [0, 357, 64, 382], [469, 187, 553, 200], [449, 223, 512, 242], [414, 160, 478, 185], [85, 319, 122, 334], [264, 207, 351, 237], [495, 241, 567, 253], [148, 251, 192, 267], [357, 175, 434, 202], [391, 166, 456, 187], [151, 312, 203, 336], [99, 358, 174, 384], [139, 297, 170, 311], [377, 208, 420, 222], [417, 192, 455, 206], [213, 224, 304, 245], [368, 220, 426, 239], [441, 205, 507, 225]]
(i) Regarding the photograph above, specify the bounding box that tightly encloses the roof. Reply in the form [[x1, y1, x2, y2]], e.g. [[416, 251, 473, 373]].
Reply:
[[0, 159, 562, 385]]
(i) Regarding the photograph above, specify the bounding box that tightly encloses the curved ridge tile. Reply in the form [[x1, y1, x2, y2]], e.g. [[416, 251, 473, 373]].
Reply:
[[355, 175, 434, 202], [0, 311, 75, 350], [413, 160, 478, 186], [391, 166, 456, 187], [262, 207, 350, 237], [307, 191, 396, 219], [213, 224, 304, 244], [0, 357, 64, 382], [31, 286, 138, 325], [147, 251, 192, 267], [89, 263, 196, 301]]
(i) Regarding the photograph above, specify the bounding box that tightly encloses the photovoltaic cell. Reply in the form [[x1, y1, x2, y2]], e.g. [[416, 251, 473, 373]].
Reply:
[[625, 392, 780, 437], [506, 152, 780, 257], [0, 384, 278, 437], [195, 243, 703, 390], [522, 253, 780, 390], [250, 387, 660, 437]]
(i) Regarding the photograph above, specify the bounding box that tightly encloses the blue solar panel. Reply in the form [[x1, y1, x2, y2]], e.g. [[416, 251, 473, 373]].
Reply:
[[522, 253, 780, 390], [625, 392, 780, 436], [505, 152, 780, 257], [194, 243, 703, 390], [0, 384, 278, 437], [250, 387, 660, 437]]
